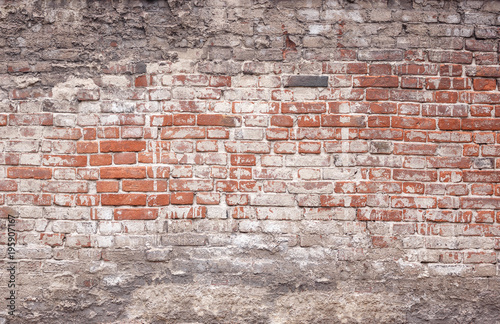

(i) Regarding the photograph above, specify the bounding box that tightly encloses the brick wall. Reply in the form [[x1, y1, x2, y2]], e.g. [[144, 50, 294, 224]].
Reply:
[[2, 0, 500, 322]]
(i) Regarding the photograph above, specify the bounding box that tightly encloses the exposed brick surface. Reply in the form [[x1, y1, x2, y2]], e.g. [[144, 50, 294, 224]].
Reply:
[[1, 0, 500, 322], [284, 75, 329, 87]]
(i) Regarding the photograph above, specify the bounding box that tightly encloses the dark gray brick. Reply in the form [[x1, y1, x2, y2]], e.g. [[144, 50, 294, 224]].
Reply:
[[284, 75, 328, 87]]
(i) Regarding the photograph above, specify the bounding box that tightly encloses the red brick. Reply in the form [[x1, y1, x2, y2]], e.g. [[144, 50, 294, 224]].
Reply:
[[323, 62, 367, 74], [207, 127, 229, 139], [462, 119, 500, 130], [98, 127, 120, 138], [436, 91, 458, 103], [96, 181, 119, 193], [271, 89, 294, 101], [428, 51, 473, 64], [358, 50, 403, 61], [321, 115, 366, 127], [368, 168, 391, 180], [173, 75, 209, 86], [0, 180, 18, 191], [41, 181, 88, 193], [465, 39, 497, 52], [393, 169, 437, 182], [114, 152, 136, 165], [231, 154, 256, 166], [392, 196, 437, 209], [357, 209, 402, 222], [464, 251, 497, 264], [469, 66, 500, 78], [169, 179, 213, 191], [122, 180, 167, 192], [422, 103, 468, 118], [7, 167, 52, 179], [281, 102, 326, 114], [404, 130, 426, 142], [197, 114, 241, 127], [425, 77, 450, 90], [147, 166, 171, 179], [135, 75, 149, 87], [471, 184, 494, 196], [427, 157, 472, 169], [271, 115, 293, 127], [266, 128, 289, 140], [372, 236, 398, 248], [390, 89, 434, 102], [40, 233, 65, 247], [76, 194, 99, 206], [369, 64, 392, 75], [160, 127, 205, 139], [100, 141, 146, 152], [7, 193, 52, 206], [475, 53, 498, 65], [90, 155, 112, 166], [229, 167, 252, 179], [391, 116, 436, 129], [471, 105, 493, 117], [147, 194, 170, 207], [9, 113, 53, 126], [197, 193, 221, 205], [100, 167, 146, 179], [368, 102, 397, 114], [402, 182, 425, 194], [226, 194, 248, 206], [394, 143, 436, 155], [353, 76, 399, 88], [473, 79, 497, 91], [366, 89, 389, 100], [151, 115, 173, 126], [76, 142, 98, 154], [172, 107, 195, 120], [44, 128, 82, 140], [210, 76, 231, 87], [438, 118, 461, 130], [114, 208, 158, 220], [368, 116, 390, 127], [299, 142, 322, 154], [440, 64, 462, 76], [395, 63, 439, 75], [83, 128, 97, 140], [167, 206, 207, 219], [10, 88, 48, 100], [171, 192, 194, 205], [77, 89, 100, 101], [460, 92, 500, 104], [359, 129, 403, 140], [101, 194, 147, 206], [357, 182, 402, 194]]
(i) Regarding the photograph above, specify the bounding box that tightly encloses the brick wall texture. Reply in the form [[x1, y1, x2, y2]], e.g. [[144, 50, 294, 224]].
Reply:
[[2, 0, 500, 322]]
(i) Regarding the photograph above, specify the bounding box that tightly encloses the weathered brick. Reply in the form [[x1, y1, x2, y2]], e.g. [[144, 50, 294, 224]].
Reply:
[[101, 194, 147, 206], [284, 75, 328, 87], [100, 167, 146, 179], [114, 208, 158, 220], [6, 2, 500, 320], [100, 141, 146, 152]]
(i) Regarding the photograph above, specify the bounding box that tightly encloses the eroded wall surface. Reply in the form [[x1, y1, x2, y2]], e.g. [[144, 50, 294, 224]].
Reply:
[[1, 0, 500, 322]]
